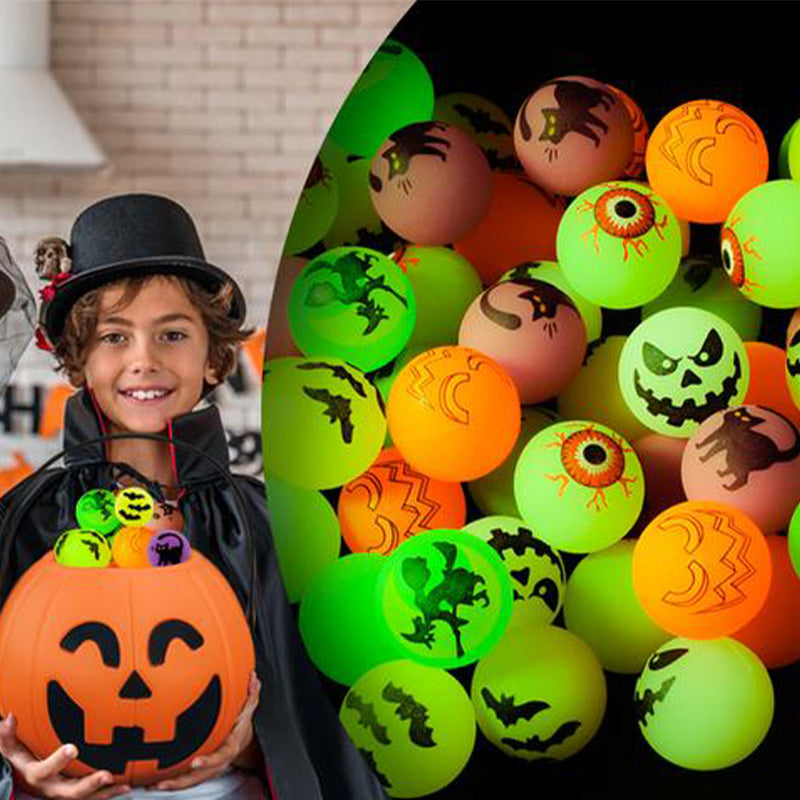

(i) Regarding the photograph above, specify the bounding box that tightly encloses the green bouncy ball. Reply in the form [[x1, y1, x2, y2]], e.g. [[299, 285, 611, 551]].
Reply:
[[393, 245, 482, 351], [467, 407, 557, 518], [262, 357, 386, 490], [283, 155, 339, 256], [471, 624, 607, 761], [75, 489, 121, 537], [787, 501, 800, 580], [499, 261, 602, 343], [778, 118, 800, 180], [514, 420, 644, 554], [556, 180, 682, 309], [378, 529, 513, 669], [563, 540, 670, 674], [463, 516, 566, 632], [642, 254, 762, 341], [634, 637, 774, 770], [721, 179, 800, 308], [265, 476, 341, 603], [339, 660, 476, 798], [618, 307, 749, 437], [53, 529, 112, 569], [299, 553, 402, 686], [288, 246, 416, 372], [557, 336, 651, 444], [328, 39, 434, 157]]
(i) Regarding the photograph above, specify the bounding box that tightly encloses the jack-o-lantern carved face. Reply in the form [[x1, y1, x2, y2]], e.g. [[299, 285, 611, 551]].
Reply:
[[785, 309, 800, 410], [619, 307, 749, 437], [0, 551, 254, 787]]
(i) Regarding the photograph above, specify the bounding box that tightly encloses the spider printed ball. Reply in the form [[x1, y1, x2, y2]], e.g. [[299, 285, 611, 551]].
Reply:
[[111, 527, 152, 569], [514, 420, 644, 554], [513, 75, 634, 197], [53, 529, 112, 569], [147, 531, 191, 568], [114, 487, 155, 528], [369, 121, 492, 245], [75, 489, 121, 537], [556, 180, 682, 309], [645, 99, 768, 224]]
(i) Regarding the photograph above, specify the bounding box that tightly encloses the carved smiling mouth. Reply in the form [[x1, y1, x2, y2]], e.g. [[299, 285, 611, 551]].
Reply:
[[47, 675, 221, 774], [633, 353, 742, 428]]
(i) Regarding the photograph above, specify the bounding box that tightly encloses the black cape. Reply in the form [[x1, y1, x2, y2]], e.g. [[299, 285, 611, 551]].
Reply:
[[0, 390, 387, 800]]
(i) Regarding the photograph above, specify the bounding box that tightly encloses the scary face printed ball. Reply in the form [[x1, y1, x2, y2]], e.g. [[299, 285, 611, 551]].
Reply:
[[619, 307, 750, 437], [114, 488, 155, 528], [787, 309, 800, 411], [369, 121, 493, 245], [513, 75, 634, 197]]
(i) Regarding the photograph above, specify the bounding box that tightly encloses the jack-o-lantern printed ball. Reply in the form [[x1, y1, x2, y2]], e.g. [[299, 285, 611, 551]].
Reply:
[[634, 638, 773, 770], [458, 278, 587, 405], [288, 246, 416, 373], [378, 529, 513, 669], [0, 550, 255, 787], [339, 659, 476, 798], [618, 307, 750, 438], [386, 345, 521, 483], [471, 624, 607, 762], [463, 516, 566, 632], [682, 405, 800, 535], [148, 531, 191, 568], [114, 487, 155, 528], [262, 356, 386, 490], [514, 420, 645, 554], [76, 489, 121, 538], [556, 180, 682, 309], [786, 308, 800, 411], [54, 529, 112, 569], [633, 500, 771, 639], [513, 75, 634, 197], [368, 121, 493, 246]]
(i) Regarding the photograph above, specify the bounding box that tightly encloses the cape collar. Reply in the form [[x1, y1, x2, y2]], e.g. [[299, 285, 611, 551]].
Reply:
[[62, 388, 230, 484]]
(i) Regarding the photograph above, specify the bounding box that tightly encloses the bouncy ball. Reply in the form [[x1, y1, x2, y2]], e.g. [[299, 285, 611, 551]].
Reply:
[[75, 489, 120, 537], [114, 487, 155, 528], [111, 527, 152, 569], [53, 529, 112, 569], [147, 530, 191, 567]]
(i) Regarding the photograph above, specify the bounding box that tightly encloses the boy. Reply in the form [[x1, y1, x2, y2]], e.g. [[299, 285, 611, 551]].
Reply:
[[0, 194, 387, 800]]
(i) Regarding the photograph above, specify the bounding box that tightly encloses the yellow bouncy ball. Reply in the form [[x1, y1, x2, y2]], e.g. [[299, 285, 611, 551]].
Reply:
[[114, 487, 155, 528], [53, 529, 112, 569], [111, 527, 153, 569]]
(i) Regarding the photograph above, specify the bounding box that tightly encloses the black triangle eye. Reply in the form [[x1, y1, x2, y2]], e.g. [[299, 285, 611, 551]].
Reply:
[[690, 329, 723, 368], [648, 647, 689, 671]]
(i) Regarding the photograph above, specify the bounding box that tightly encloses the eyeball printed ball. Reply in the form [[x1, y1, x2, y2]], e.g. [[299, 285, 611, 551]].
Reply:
[[54, 529, 112, 569], [471, 624, 607, 761], [634, 637, 773, 770], [386, 346, 521, 483], [368, 121, 492, 246], [632, 500, 771, 639], [75, 489, 121, 537], [556, 180, 682, 309], [378, 529, 513, 669], [645, 99, 768, 224], [262, 357, 386, 490], [514, 420, 644, 554], [114, 487, 154, 528], [288, 246, 416, 373], [339, 660, 476, 798], [283, 155, 339, 256], [513, 75, 634, 197], [112, 527, 152, 569], [147, 531, 191, 567], [618, 307, 750, 437]]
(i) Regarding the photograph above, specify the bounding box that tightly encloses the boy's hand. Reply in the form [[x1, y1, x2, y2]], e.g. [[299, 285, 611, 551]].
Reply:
[[148, 671, 262, 792], [0, 713, 131, 799]]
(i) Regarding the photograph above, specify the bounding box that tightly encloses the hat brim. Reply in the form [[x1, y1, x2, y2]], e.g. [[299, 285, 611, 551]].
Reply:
[[41, 256, 247, 343]]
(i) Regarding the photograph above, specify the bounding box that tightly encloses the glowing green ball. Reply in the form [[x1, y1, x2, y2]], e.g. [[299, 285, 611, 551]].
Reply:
[[778, 118, 800, 180], [328, 39, 434, 157], [75, 489, 121, 537], [642, 255, 762, 341], [634, 637, 774, 770], [499, 261, 602, 342], [721, 179, 800, 308], [265, 476, 341, 603], [283, 156, 339, 256], [467, 406, 557, 518], [514, 420, 644, 553], [463, 516, 566, 632], [299, 553, 403, 685], [340, 660, 476, 798], [563, 541, 670, 674], [786, 501, 800, 580], [556, 181, 682, 309], [288, 246, 416, 372], [618, 307, 749, 437], [53, 529, 112, 569], [471, 624, 606, 761], [262, 357, 386, 490], [378, 529, 513, 669]]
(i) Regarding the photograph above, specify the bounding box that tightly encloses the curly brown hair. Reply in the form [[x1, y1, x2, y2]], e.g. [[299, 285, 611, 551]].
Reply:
[[53, 274, 253, 392]]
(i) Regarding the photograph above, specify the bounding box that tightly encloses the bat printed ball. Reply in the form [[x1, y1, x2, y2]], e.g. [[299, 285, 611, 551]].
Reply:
[[114, 487, 155, 527], [148, 531, 191, 567], [75, 489, 121, 537], [53, 529, 112, 569]]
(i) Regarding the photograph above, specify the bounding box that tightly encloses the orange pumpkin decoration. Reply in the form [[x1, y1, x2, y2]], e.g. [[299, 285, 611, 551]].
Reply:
[[0, 550, 254, 787]]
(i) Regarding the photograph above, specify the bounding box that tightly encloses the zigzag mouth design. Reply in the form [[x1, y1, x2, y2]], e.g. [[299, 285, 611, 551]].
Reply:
[[788, 358, 800, 378]]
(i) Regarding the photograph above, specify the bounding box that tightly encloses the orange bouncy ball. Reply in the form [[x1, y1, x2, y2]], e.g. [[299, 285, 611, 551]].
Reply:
[[744, 341, 800, 430], [111, 527, 152, 569], [607, 84, 649, 180], [386, 346, 521, 482], [645, 100, 768, 224], [633, 500, 771, 640], [339, 446, 467, 555]]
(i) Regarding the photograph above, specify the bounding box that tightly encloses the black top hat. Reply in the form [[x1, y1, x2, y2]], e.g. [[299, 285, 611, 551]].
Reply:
[[38, 193, 247, 344]]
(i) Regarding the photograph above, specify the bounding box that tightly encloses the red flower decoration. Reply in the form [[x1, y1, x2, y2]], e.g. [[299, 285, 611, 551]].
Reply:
[[38, 271, 72, 304]]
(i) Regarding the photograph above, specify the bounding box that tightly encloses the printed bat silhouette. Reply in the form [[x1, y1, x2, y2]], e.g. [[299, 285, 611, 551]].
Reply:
[[481, 687, 549, 726], [302, 387, 355, 444], [299, 360, 368, 398], [453, 103, 511, 135], [345, 691, 391, 745], [501, 720, 581, 753], [382, 682, 436, 748]]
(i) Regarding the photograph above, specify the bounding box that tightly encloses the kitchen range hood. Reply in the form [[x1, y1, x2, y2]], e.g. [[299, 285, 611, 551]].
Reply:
[[0, 0, 106, 169]]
